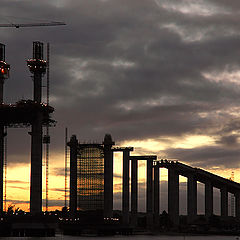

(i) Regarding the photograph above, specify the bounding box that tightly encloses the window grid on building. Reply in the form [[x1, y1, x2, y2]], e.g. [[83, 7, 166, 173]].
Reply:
[[77, 144, 104, 211]]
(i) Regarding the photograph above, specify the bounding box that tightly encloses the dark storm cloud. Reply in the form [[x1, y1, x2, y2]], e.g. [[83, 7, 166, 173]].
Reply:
[[162, 146, 240, 169], [1, 0, 240, 171]]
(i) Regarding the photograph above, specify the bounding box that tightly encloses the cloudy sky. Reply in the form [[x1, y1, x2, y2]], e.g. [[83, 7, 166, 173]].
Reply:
[[1, 0, 240, 214]]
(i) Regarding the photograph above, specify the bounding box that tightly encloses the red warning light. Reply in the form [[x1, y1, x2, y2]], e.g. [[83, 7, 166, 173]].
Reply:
[[1, 68, 4, 74]]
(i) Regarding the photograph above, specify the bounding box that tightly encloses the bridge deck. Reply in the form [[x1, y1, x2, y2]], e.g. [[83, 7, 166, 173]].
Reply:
[[156, 160, 240, 193]]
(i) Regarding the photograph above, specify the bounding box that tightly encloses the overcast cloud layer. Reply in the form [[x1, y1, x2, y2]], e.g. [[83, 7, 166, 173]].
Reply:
[[2, 0, 240, 172]]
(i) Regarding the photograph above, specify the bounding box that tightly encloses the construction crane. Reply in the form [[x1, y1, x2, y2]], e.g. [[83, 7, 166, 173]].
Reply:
[[43, 43, 51, 212], [0, 21, 66, 28]]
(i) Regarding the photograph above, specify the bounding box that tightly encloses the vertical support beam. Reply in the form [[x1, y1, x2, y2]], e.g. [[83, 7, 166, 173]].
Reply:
[[187, 175, 197, 222], [33, 72, 42, 103], [153, 164, 159, 227], [68, 135, 78, 216], [122, 150, 130, 225], [220, 186, 228, 217], [30, 113, 43, 214], [168, 168, 179, 226], [147, 159, 153, 227], [28, 42, 46, 215], [131, 158, 138, 226], [205, 181, 213, 218], [235, 192, 240, 219], [103, 134, 114, 218]]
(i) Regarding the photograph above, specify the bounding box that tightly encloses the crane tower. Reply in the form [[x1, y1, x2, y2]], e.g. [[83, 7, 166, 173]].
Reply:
[[0, 44, 9, 213]]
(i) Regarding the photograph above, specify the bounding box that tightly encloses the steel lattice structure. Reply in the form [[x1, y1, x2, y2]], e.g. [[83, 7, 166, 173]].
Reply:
[[77, 144, 104, 211]]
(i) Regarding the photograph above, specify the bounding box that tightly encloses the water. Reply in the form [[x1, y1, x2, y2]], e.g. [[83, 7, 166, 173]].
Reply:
[[1, 235, 239, 240]]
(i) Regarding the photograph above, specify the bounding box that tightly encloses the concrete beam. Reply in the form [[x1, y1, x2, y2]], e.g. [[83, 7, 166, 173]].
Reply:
[[220, 186, 228, 217], [122, 150, 130, 225], [205, 181, 213, 218], [168, 168, 179, 226], [187, 175, 197, 222], [130, 156, 157, 161], [131, 158, 138, 226]]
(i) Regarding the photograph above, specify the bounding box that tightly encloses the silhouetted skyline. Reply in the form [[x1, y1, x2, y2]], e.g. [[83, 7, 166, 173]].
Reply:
[[0, 0, 240, 211]]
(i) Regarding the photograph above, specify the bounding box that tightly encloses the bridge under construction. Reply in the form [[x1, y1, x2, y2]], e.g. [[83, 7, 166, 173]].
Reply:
[[68, 134, 240, 229], [0, 42, 54, 215]]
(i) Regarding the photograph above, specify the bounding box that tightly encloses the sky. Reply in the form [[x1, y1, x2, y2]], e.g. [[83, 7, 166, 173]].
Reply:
[[1, 0, 240, 214]]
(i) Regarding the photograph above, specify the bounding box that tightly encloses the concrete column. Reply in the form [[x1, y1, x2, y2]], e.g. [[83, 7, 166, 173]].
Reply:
[[131, 158, 138, 226], [122, 150, 130, 225], [68, 135, 78, 216], [187, 175, 197, 222], [30, 112, 43, 214], [168, 167, 179, 226], [147, 159, 153, 227], [205, 181, 213, 218], [235, 192, 240, 219], [103, 134, 114, 218], [0, 80, 3, 103], [153, 164, 159, 227], [33, 72, 42, 103], [220, 186, 228, 217]]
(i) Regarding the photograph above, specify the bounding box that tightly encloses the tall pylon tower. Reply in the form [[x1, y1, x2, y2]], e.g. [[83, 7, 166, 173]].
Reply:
[[27, 42, 47, 214]]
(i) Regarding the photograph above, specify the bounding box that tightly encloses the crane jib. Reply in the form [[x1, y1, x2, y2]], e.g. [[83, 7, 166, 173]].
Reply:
[[0, 22, 66, 28]]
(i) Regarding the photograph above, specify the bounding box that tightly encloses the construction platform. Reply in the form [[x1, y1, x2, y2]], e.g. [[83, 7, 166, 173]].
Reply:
[[0, 100, 55, 127]]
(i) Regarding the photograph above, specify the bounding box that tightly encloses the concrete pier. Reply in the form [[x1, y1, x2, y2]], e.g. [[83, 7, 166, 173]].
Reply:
[[235, 192, 240, 219], [220, 186, 228, 217], [187, 175, 197, 222], [103, 134, 114, 218], [68, 135, 78, 216], [147, 159, 153, 227], [30, 112, 43, 214], [122, 150, 130, 225], [168, 167, 179, 226], [205, 181, 213, 218], [153, 164, 159, 227], [27, 42, 47, 214], [131, 158, 138, 226]]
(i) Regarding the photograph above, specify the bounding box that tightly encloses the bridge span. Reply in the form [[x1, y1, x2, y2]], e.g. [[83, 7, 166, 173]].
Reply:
[[153, 160, 240, 226]]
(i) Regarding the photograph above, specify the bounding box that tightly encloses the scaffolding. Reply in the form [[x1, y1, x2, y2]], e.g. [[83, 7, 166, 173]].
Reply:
[[77, 144, 104, 211]]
